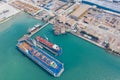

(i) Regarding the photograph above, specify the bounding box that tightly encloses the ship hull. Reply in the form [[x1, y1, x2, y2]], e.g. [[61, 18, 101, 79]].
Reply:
[[37, 42, 62, 56], [36, 36, 62, 56]]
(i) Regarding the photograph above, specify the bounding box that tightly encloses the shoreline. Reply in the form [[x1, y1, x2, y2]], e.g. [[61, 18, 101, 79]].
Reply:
[[0, 10, 21, 25], [0, 11, 25, 32], [0, 2, 21, 24], [70, 32, 120, 56], [0, 17, 11, 24], [71, 32, 104, 48]]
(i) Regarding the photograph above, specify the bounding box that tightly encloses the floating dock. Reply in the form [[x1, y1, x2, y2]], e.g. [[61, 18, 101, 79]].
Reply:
[[16, 39, 64, 77]]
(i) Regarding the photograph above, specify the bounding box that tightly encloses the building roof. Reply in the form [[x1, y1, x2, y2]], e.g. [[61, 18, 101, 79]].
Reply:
[[71, 4, 90, 18]]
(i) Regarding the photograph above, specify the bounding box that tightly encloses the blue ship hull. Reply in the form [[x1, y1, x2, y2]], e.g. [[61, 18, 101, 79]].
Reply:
[[16, 40, 64, 77]]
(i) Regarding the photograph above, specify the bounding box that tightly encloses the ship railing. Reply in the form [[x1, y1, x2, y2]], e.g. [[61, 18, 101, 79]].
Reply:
[[33, 56, 55, 75]]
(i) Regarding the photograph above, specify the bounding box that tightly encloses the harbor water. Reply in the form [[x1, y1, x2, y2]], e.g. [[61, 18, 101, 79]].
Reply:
[[1, 12, 120, 80]]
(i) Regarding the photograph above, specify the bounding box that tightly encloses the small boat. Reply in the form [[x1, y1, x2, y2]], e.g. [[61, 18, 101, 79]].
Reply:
[[28, 24, 41, 34]]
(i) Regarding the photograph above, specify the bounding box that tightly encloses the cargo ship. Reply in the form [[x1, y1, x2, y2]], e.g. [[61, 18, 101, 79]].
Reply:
[[36, 36, 62, 56], [16, 39, 64, 77], [28, 24, 41, 34]]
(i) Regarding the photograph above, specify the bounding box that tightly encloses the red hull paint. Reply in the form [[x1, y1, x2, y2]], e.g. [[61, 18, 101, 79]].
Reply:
[[36, 36, 54, 48]]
